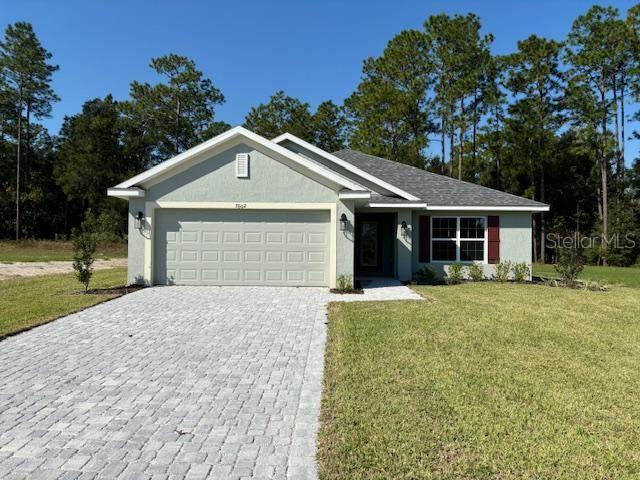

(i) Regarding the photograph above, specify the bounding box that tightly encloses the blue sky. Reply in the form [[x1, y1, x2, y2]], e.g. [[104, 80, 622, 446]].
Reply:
[[2, 0, 639, 163]]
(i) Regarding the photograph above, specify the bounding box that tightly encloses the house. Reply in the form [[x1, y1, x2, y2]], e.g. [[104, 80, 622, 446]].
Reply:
[[108, 126, 549, 287]]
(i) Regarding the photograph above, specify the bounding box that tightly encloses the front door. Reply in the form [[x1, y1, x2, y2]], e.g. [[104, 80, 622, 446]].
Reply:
[[359, 220, 381, 272], [355, 213, 394, 275]]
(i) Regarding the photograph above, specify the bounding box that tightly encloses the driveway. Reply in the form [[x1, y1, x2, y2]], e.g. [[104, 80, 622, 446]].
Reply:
[[0, 283, 420, 479]]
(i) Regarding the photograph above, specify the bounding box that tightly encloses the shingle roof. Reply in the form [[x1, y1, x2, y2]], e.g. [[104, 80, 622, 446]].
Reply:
[[333, 149, 548, 208]]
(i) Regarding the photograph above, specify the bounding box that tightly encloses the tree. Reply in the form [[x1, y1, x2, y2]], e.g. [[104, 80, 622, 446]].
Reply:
[[0, 22, 59, 239], [346, 29, 433, 167], [565, 6, 625, 265], [244, 90, 314, 141], [424, 14, 494, 179], [71, 221, 97, 292], [312, 100, 347, 151], [55, 95, 140, 212], [123, 54, 225, 165], [504, 35, 564, 262]]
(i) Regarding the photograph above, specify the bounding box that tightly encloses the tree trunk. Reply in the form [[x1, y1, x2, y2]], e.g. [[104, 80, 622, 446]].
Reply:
[[620, 76, 626, 189], [15, 82, 23, 241], [612, 76, 623, 191], [600, 88, 609, 266], [539, 165, 545, 264], [174, 97, 181, 155], [458, 97, 464, 181], [441, 116, 446, 175], [449, 118, 454, 177], [472, 89, 478, 164]]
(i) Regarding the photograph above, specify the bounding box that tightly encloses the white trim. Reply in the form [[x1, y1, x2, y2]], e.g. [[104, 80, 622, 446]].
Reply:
[[426, 205, 549, 212], [338, 191, 371, 200], [272, 132, 421, 201], [430, 216, 488, 264], [107, 187, 145, 198], [142, 201, 338, 288], [368, 203, 427, 209], [114, 126, 363, 192]]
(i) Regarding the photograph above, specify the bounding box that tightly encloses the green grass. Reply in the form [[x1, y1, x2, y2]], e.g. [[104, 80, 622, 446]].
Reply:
[[319, 283, 640, 479], [533, 263, 640, 288], [0, 240, 127, 263], [0, 268, 127, 338]]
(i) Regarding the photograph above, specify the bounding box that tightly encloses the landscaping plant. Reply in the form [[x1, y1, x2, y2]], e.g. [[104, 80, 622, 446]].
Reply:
[[446, 263, 464, 285], [415, 265, 437, 285], [72, 225, 97, 292], [493, 260, 512, 282], [555, 244, 585, 288], [467, 263, 484, 282], [512, 262, 530, 283], [335, 274, 355, 292]]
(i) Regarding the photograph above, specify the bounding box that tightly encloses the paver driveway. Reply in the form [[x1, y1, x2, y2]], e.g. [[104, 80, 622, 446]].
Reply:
[[0, 287, 331, 480]]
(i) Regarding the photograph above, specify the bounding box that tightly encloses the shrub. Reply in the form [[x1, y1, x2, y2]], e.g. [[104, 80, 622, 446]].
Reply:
[[72, 225, 97, 292], [555, 244, 584, 288], [512, 262, 530, 283], [467, 263, 484, 282], [415, 265, 437, 285], [446, 263, 464, 285], [493, 260, 512, 283], [336, 274, 354, 292]]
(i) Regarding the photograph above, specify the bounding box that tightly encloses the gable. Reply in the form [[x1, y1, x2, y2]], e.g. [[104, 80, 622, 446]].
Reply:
[[146, 142, 337, 203], [111, 127, 364, 196]]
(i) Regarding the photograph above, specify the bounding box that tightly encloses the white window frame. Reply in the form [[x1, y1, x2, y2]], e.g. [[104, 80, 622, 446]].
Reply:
[[430, 216, 488, 264]]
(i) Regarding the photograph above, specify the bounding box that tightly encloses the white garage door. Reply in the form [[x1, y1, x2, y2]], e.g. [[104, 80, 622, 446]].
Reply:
[[154, 209, 330, 286]]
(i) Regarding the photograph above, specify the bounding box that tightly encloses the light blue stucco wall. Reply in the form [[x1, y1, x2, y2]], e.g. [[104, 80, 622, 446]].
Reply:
[[125, 143, 355, 285], [147, 143, 337, 203], [411, 210, 533, 279]]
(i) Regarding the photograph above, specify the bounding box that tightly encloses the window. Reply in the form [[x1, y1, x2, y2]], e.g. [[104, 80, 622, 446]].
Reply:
[[431, 217, 487, 263]]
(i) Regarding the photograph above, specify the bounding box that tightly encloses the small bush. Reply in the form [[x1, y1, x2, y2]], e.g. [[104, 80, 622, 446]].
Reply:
[[336, 274, 354, 292], [493, 260, 512, 283], [415, 266, 437, 285], [555, 245, 585, 287], [72, 226, 97, 292], [446, 263, 464, 285], [512, 262, 530, 283], [467, 263, 484, 282]]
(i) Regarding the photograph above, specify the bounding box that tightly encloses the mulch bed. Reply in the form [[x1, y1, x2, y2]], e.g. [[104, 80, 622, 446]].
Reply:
[[329, 288, 364, 295], [69, 284, 146, 296]]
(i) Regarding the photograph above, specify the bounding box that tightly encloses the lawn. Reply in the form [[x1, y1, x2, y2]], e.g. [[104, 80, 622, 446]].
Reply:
[[0, 267, 128, 339], [0, 240, 127, 263], [533, 263, 640, 288], [319, 283, 640, 479]]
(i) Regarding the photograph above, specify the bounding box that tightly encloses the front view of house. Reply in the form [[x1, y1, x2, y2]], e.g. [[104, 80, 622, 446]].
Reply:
[[108, 127, 548, 287]]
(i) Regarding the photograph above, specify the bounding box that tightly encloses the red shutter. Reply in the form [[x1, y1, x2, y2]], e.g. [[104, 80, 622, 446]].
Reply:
[[488, 215, 500, 264], [419, 215, 430, 262]]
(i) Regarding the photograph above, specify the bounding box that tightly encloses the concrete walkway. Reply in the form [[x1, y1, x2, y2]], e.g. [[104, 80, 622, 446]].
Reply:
[[0, 259, 127, 281]]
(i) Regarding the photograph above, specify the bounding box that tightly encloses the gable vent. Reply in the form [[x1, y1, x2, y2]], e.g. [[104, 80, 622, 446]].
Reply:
[[236, 153, 249, 178]]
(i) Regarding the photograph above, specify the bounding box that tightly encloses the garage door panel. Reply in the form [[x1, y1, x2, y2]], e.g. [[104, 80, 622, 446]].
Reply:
[[155, 209, 330, 286]]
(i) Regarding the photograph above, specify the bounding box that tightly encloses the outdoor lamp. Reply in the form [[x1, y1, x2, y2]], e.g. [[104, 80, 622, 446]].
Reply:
[[135, 211, 144, 229], [401, 220, 408, 231], [339, 213, 349, 231]]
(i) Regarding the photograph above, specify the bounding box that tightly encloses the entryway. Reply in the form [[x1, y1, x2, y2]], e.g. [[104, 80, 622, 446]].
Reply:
[[354, 213, 395, 278]]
